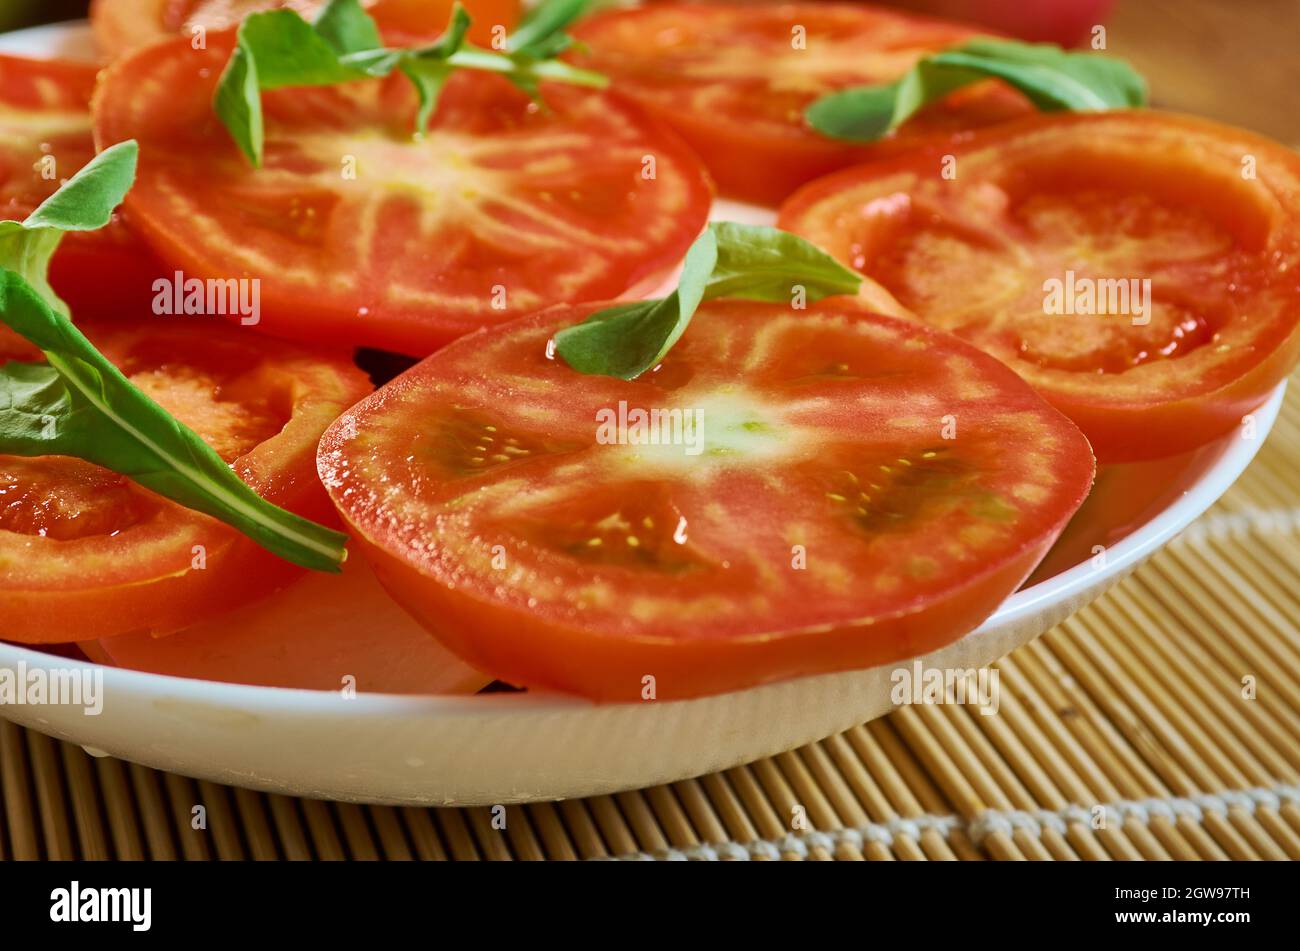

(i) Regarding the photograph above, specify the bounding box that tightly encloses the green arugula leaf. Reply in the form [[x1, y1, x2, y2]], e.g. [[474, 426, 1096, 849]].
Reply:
[[0, 141, 138, 316], [214, 0, 606, 166], [807, 37, 1147, 142], [313, 0, 384, 55], [704, 221, 863, 302], [553, 230, 717, 379], [555, 223, 862, 380], [0, 145, 348, 572], [507, 0, 587, 56], [0, 272, 347, 572]]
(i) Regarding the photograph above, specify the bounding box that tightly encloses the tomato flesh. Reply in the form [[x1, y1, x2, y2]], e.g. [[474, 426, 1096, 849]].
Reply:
[[570, 2, 1033, 206], [90, 0, 521, 58], [0, 54, 164, 323], [779, 111, 1300, 462], [0, 320, 371, 643], [91, 29, 713, 355], [85, 555, 490, 694], [319, 299, 1094, 701]]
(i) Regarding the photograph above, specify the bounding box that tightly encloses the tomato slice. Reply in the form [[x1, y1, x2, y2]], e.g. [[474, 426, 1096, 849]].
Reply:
[[89, 0, 522, 58], [569, 2, 1033, 207], [0, 320, 371, 643], [85, 554, 490, 694], [0, 54, 164, 324], [91, 28, 714, 355], [318, 299, 1094, 701], [779, 111, 1300, 462]]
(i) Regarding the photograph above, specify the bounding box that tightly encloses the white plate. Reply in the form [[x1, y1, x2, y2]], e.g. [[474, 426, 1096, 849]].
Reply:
[[0, 21, 1285, 805]]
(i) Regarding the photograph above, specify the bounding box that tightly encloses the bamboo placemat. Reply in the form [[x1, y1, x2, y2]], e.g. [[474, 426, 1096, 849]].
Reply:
[[2, 374, 1299, 861]]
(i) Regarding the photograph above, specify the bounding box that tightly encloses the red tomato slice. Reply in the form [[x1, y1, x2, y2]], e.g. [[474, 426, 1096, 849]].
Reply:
[[85, 554, 490, 694], [318, 299, 1094, 701], [0, 54, 164, 324], [0, 320, 371, 643], [569, 2, 1033, 207], [779, 111, 1300, 462], [91, 29, 713, 355], [89, 0, 522, 58]]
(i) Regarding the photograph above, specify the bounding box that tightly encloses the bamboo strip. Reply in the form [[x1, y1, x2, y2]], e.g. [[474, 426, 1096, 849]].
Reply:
[[557, 799, 611, 859], [0, 720, 39, 860], [367, 805, 414, 861], [525, 802, 580, 861], [59, 745, 108, 860], [266, 795, 313, 860], [25, 730, 73, 859], [93, 757, 144, 861]]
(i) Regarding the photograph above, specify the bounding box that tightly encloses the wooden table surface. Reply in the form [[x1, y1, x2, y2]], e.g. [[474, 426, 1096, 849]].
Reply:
[[1107, 0, 1300, 146]]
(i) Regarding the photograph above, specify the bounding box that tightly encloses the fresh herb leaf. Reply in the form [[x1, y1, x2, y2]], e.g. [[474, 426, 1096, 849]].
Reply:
[[553, 230, 717, 379], [507, 0, 587, 56], [0, 145, 348, 572], [555, 223, 862, 380], [236, 9, 365, 88], [0, 272, 347, 571], [312, 0, 384, 55], [0, 141, 138, 316], [211, 42, 264, 166], [215, 0, 606, 166], [704, 221, 863, 302], [807, 37, 1147, 142]]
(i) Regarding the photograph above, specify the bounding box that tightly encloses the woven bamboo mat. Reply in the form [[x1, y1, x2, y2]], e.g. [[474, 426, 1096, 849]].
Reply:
[[1, 375, 1298, 861]]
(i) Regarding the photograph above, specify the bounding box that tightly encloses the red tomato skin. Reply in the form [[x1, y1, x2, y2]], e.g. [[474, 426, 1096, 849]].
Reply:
[[320, 301, 1095, 702], [349, 525, 1056, 702], [1047, 325, 1300, 463], [778, 111, 1300, 463], [571, 3, 1034, 207], [0, 53, 168, 321], [90, 30, 715, 356], [0, 324, 372, 644], [90, 0, 522, 58], [83, 555, 491, 695]]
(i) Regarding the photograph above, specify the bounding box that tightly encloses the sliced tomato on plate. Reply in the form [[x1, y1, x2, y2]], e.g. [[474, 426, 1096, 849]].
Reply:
[[569, 2, 1033, 207], [318, 299, 1094, 701], [0, 54, 163, 326], [89, 0, 521, 58], [779, 111, 1300, 462], [83, 554, 490, 694], [91, 29, 714, 356], [0, 320, 370, 643]]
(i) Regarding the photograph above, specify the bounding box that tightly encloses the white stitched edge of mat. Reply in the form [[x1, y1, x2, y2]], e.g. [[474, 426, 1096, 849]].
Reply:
[[601, 784, 1300, 861]]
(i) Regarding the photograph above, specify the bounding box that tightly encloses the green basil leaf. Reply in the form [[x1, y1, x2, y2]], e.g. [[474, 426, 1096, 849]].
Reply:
[[804, 81, 903, 142], [215, 1, 604, 165], [807, 37, 1147, 142], [703, 221, 862, 303], [239, 10, 367, 88], [23, 140, 138, 232], [0, 271, 347, 572], [212, 39, 264, 165], [555, 222, 862, 380], [312, 0, 384, 55], [554, 228, 717, 380], [0, 141, 138, 315], [401, 58, 455, 134], [508, 0, 589, 55], [414, 2, 472, 59]]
